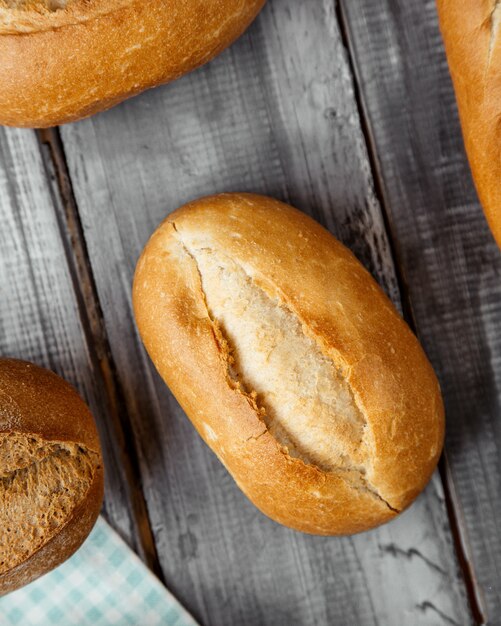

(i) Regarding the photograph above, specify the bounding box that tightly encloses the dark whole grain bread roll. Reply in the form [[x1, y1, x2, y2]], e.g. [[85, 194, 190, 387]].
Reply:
[[0, 358, 103, 594], [132, 193, 445, 535]]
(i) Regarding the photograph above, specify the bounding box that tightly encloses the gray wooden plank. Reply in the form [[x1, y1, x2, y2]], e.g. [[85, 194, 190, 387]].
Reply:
[[339, 0, 501, 621], [0, 127, 143, 553], [58, 1, 473, 624]]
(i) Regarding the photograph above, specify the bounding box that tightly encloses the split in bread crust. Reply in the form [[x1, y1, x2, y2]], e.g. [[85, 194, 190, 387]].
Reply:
[[0, 433, 99, 575], [178, 241, 395, 513]]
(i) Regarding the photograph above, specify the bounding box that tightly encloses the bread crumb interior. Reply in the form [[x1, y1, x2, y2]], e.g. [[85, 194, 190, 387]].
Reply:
[[0, 432, 98, 575], [190, 248, 368, 474]]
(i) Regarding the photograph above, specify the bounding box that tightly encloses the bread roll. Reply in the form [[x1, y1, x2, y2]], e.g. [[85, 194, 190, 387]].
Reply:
[[436, 1, 501, 247], [0, 359, 103, 594], [133, 193, 444, 535], [0, 0, 265, 128]]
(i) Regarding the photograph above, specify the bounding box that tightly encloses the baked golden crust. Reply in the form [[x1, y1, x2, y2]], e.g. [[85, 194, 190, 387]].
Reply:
[[133, 193, 445, 535], [0, 359, 104, 594], [0, 0, 265, 127], [436, 0, 501, 247]]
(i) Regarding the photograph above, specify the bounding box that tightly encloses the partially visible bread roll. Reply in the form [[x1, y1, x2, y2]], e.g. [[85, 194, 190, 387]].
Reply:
[[133, 193, 444, 535], [436, 1, 501, 247], [0, 359, 103, 594], [0, 0, 265, 128]]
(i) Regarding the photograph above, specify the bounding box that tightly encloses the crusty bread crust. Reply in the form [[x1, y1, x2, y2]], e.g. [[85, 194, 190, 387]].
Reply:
[[436, 0, 501, 248], [0, 463, 103, 595], [132, 194, 445, 535], [0, 0, 265, 127], [0, 359, 104, 594]]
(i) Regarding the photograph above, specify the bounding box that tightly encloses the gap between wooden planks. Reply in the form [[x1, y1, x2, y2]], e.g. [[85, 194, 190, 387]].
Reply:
[[339, 0, 501, 622], [38, 127, 164, 581], [0, 127, 142, 556], [335, 1, 485, 622]]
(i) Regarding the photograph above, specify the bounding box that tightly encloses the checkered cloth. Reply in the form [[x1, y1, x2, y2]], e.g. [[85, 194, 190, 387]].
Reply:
[[0, 517, 198, 626]]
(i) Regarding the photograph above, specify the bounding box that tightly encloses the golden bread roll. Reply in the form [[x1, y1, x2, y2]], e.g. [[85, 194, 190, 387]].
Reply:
[[133, 193, 444, 535], [437, 1, 501, 247], [0, 0, 265, 127]]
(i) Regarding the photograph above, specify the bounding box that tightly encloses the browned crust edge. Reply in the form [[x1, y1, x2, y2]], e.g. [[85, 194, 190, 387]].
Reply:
[[0, 358, 101, 452]]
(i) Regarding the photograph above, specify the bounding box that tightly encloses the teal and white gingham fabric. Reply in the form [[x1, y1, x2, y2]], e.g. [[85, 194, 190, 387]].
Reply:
[[0, 517, 198, 626]]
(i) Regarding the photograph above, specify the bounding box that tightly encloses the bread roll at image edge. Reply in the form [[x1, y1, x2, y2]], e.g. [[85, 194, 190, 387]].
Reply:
[[133, 193, 444, 535], [436, 1, 501, 248], [0, 0, 265, 128], [0, 359, 103, 594]]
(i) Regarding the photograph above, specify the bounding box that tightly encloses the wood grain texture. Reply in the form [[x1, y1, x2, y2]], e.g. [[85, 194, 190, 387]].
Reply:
[[0, 127, 142, 552], [339, 0, 501, 621], [59, 1, 472, 624]]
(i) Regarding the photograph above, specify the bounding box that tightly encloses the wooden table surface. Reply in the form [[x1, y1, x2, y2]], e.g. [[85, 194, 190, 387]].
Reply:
[[1, 1, 499, 624]]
